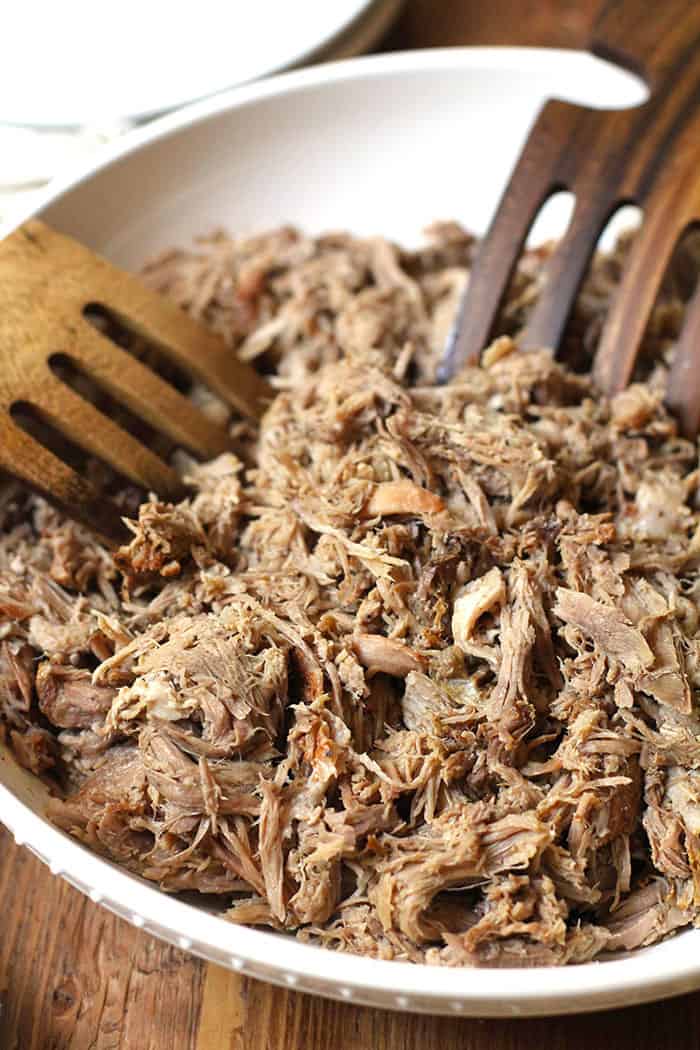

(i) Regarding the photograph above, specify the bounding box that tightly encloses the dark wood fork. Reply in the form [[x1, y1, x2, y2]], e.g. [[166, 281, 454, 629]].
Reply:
[[439, 0, 700, 436]]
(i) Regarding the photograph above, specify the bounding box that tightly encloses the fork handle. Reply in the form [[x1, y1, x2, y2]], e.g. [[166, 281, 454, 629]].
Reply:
[[591, 0, 700, 90]]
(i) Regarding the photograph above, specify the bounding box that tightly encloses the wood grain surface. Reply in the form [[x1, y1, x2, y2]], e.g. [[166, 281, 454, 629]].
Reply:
[[12, 2, 700, 1048], [0, 220, 269, 541]]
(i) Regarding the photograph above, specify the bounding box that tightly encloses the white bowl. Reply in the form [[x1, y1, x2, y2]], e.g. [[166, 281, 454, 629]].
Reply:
[[3, 49, 694, 1018], [0, 0, 403, 126]]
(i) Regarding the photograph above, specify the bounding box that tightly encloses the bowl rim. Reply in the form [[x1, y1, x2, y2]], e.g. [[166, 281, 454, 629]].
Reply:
[[0, 43, 647, 238], [0, 45, 693, 1016]]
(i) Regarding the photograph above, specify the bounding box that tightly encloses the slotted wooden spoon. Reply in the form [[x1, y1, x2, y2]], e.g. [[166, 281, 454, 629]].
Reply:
[[440, 0, 700, 436], [0, 220, 271, 541]]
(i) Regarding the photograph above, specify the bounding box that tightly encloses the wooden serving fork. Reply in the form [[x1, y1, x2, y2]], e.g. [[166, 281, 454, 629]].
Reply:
[[0, 220, 271, 540], [440, 0, 700, 436]]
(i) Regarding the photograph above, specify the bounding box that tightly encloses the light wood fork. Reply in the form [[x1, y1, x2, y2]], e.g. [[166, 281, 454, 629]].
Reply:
[[0, 220, 271, 541]]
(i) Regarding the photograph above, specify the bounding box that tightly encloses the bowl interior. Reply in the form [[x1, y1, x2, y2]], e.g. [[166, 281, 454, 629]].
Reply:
[[39, 49, 645, 265]]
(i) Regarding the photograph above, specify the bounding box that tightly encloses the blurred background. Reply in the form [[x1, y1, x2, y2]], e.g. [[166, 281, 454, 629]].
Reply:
[[0, 0, 600, 225]]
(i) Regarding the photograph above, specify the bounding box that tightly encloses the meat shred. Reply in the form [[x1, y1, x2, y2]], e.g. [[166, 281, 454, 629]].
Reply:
[[3, 222, 700, 966]]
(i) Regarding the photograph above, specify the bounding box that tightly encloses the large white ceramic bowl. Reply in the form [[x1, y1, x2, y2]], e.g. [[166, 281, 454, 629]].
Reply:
[[3, 49, 695, 1018]]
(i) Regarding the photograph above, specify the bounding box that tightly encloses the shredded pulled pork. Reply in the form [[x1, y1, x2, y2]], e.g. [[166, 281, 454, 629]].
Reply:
[[3, 222, 700, 967]]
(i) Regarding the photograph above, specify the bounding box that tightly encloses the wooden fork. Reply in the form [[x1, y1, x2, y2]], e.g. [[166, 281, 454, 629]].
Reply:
[[0, 220, 271, 541], [439, 0, 700, 437]]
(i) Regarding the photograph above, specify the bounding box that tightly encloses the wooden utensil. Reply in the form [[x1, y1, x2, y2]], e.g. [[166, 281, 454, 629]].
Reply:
[[439, 0, 700, 436], [0, 220, 271, 541]]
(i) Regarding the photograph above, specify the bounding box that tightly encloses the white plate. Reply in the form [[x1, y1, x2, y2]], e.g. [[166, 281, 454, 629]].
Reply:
[[3, 49, 689, 1018], [313, 0, 404, 63], [0, 0, 397, 127]]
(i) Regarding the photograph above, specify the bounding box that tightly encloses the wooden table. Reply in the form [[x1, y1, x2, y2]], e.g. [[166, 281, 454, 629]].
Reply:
[[7, 3, 700, 1047]]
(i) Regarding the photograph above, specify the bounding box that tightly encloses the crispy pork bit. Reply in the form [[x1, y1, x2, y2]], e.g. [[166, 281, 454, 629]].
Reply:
[[115, 500, 207, 587], [3, 222, 700, 966], [352, 634, 425, 677], [363, 480, 446, 519]]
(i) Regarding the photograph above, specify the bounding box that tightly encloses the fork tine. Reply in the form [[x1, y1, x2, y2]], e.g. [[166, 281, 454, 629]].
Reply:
[[32, 375, 184, 497], [593, 220, 682, 395], [85, 256, 271, 423], [666, 280, 700, 438], [521, 196, 613, 353], [68, 320, 234, 460], [0, 420, 129, 543], [594, 165, 700, 395], [438, 106, 568, 381]]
